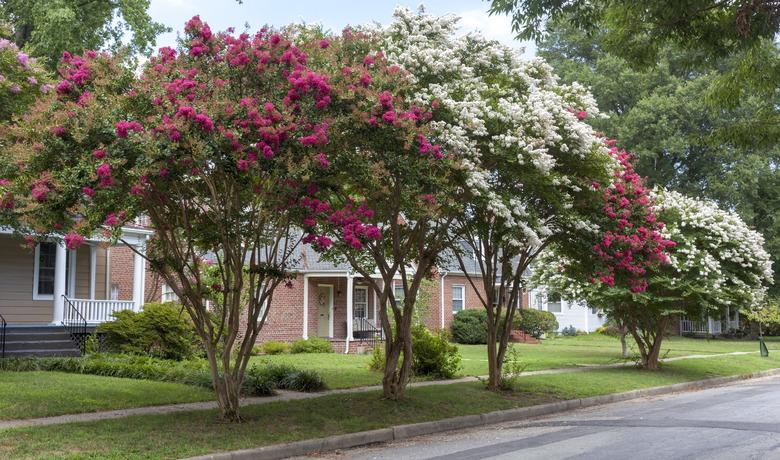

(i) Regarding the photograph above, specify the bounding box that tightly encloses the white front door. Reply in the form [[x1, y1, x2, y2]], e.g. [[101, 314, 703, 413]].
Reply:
[[316, 285, 333, 338]]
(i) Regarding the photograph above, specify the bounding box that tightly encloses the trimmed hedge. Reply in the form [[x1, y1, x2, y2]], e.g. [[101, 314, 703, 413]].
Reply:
[[290, 337, 334, 354], [411, 324, 462, 379], [451, 309, 488, 344]]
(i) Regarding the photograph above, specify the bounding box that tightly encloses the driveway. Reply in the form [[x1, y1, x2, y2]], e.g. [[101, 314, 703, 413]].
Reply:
[[302, 375, 780, 460]]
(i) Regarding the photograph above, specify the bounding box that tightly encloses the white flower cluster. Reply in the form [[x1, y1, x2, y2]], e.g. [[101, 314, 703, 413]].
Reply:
[[654, 189, 773, 307], [376, 8, 611, 247]]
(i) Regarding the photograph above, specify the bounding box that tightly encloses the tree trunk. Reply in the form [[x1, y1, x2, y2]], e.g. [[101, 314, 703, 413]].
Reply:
[[486, 328, 501, 391], [382, 331, 412, 400], [205, 343, 243, 421], [620, 328, 629, 359]]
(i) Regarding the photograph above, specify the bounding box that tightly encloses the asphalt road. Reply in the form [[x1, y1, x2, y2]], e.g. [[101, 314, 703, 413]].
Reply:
[[301, 375, 780, 460]]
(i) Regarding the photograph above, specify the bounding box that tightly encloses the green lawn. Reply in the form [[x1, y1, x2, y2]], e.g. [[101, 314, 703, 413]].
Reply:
[[2, 354, 778, 460], [254, 335, 776, 389], [0, 371, 213, 421]]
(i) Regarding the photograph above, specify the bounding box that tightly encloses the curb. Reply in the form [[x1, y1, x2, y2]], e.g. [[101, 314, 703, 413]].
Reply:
[[186, 367, 780, 460]]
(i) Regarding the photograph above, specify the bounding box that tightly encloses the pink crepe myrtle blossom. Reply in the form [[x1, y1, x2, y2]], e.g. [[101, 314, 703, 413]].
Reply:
[[82, 186, 95, 197], [63, 233, 85, 250], [115, 120, 143, 138]]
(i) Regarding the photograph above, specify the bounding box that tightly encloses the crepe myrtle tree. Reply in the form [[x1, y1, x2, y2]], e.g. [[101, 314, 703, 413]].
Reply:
[[376, 8, 614, 390], [0, 16, 416, 420], [300, 24, 466, 400], [533, 158, 773, 369]]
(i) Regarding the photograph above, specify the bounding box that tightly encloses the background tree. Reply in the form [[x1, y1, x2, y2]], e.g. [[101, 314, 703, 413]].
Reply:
[[535, 184, 774, 369], [534, 20, 780, 296], [375, 8, 613, 390], [0, 0, 167, 70]]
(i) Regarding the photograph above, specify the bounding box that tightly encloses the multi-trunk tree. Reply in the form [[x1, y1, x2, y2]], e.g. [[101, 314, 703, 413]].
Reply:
[[370, 8, 615, 390], [534, 154, 774, 369]]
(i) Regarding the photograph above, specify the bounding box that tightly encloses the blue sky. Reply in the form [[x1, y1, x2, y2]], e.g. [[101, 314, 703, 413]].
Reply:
[[147, 0, 536, 57]]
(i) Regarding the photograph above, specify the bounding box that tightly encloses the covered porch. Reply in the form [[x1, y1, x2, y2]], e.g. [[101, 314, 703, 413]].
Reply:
[[301, 272, 384, 352], [0, 226, 152, 326], [680, 307, 741, 336]]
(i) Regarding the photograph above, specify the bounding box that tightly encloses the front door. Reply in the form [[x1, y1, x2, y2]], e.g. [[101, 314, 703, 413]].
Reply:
[[316, 285, 333, 338]]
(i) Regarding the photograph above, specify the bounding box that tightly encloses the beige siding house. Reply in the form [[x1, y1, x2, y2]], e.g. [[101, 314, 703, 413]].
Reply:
[[0, 226, 153, 325]]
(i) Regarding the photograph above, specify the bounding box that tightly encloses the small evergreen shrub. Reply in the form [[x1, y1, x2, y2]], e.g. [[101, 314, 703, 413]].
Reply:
[[261, 341, 289, 355], [411, 324, 462, 379], [290, 337, 334, 354], [280, 370, 326, 392], [561, 325, 577, 336], [245, 363, 326, 392], [97, 302, 198, 360], [514, 309, 559, 339], [368, 345, 385, 371], [451, 309, 488, 344]]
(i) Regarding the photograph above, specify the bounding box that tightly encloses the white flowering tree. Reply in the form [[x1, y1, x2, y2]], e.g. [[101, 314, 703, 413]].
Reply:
[[534, 188, 774, 369], [379, 8, 613, 389]]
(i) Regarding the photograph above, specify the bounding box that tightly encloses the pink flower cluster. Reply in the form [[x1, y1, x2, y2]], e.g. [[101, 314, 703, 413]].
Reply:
[[115, 121, 143, 138], [56, 51, 95, 95], [64, 232, 85, 250], [299, 122, 329, 146], [591, 147, 676, 293], [96, 162, 114, 188]]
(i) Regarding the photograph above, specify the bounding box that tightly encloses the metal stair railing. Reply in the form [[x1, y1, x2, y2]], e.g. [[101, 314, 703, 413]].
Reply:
[[0, 313, 6, 359], [62, 295, 87, 353]]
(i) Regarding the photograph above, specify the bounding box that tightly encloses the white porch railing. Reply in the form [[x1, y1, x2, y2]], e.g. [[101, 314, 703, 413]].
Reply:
[[66, 298, 136, 324], [680, 317, 722, 335]]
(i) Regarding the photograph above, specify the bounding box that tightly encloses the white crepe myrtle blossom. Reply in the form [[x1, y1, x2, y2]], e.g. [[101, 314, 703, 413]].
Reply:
[[374, 8, 613, 246]]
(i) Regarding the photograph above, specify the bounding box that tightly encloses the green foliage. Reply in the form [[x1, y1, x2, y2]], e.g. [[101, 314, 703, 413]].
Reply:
[[290, 337, 334, 354], [0, 354, 214, 389], [595, 325, 621, 337], [451, 309, 488, 344], [498, 344, 527, 391], [410, 324, 462, 379], [368, 345, 385, 372], [96, 302, 199, 360], [245, 363, 326, 393], [83, 332, 100, 355], [561, 325, 577, 336], [261, 341, 290, 355], [514, 309, 559, 339], [0, 0, 168, 70]]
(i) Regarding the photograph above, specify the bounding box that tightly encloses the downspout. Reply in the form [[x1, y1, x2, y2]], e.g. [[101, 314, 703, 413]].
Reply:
[[105, 247, 111, 300], [440, 272, 449, 330], [344, 271, 351, 354]]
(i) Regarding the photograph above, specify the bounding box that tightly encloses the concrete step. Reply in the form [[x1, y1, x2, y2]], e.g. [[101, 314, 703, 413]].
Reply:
[[2, 348, 81, 358], [4, 340, 77, 351], [4, 331, 71, 341]]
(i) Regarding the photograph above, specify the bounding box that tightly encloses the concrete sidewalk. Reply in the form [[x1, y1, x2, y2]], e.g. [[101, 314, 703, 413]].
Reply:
[[0, 350, 758, 431]]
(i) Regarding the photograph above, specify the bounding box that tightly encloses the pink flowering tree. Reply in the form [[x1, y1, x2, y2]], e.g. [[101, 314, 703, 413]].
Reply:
[[533, 148, 772, 370], [299, 27, 465, 400], [0, 37, 52, 122], [0, 16, 413, 420]]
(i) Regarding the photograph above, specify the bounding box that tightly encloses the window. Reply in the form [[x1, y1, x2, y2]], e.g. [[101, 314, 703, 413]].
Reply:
[[161, 284, 179, 303], [393, 282, 405, 307], [110, 283, 120, 301], [354, 286, 368, 318], [546, 292, 562, 313], [452, 285, 465, 312], [34, 243, 57, 299]]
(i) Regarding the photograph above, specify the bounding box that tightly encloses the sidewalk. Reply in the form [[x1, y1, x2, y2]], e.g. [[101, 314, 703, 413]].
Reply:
[[0, 350, 757, 430]]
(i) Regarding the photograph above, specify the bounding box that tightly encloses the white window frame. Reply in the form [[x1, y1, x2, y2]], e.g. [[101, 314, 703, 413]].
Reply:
[[393, 282, 405, 307], [33, 242, 57, 300], [452, 284, 465, 313], [161, 283, 179, 303], [354, 285, 368, 318]]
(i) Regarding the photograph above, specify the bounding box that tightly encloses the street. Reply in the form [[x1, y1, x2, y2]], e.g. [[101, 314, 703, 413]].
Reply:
[[303, 375, 780, 460]]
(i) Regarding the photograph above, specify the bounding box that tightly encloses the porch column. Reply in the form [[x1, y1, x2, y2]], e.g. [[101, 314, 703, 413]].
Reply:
[[52, 242, 67, 324], [346, 274, 354, 340], [302, 275, 309, 339], [132, 245, 145, 311], [89, 244, 97, 300]]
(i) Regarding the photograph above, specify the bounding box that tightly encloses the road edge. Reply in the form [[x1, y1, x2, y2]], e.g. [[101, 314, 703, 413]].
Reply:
[[186, 367, 780, 460]]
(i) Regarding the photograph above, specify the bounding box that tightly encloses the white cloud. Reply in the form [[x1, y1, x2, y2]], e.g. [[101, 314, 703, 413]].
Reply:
[[455, 9, 536, 58]]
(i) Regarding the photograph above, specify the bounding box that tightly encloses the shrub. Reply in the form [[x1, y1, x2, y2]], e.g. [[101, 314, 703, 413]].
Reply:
[[97, 302, 198, 360], [368, 345, 385, 371], [596, 325, 621, 337], [261, 341, 290, 355], [561, 325, 577, 336], [499, 344, 527, 391], [514, 309, 559, 339], [245, 363, 326, 393], [451, 309, 488, 344], [411, 324, 462, 379], [290, 337, 334, 354]]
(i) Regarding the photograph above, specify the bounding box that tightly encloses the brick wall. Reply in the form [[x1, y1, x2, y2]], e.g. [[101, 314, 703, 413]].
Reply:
[[108, 246, 162, 304]]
